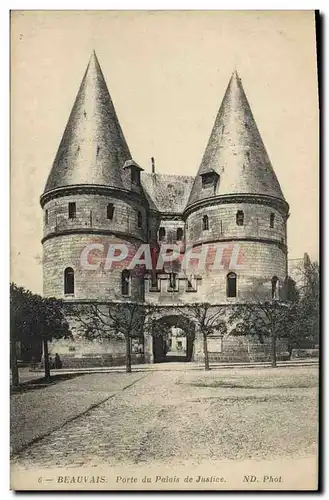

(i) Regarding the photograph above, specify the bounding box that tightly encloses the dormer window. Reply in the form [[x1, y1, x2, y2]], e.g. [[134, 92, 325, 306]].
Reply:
[[131, 168, 141, 185], [123, 160, 143, 186], [201, 171, 219, 193]]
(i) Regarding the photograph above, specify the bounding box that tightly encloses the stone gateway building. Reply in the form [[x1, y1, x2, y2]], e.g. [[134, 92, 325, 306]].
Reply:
[[41, 52, 290, 366]]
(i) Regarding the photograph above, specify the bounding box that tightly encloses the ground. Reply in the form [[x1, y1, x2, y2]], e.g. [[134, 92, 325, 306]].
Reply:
[[11, 364, 318, 471]]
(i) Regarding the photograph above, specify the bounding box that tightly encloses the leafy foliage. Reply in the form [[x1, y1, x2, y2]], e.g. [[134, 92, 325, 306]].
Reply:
[[10, 283, 71, 341]]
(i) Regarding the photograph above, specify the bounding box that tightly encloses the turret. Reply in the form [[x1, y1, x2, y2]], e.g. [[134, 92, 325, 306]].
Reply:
[[184, 71, 289, 302], [40, 52, 147, 302]]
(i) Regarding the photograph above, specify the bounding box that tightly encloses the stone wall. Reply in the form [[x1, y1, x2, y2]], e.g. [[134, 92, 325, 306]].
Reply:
[[145, 240, 287, 305], [43, 233, 145, 300], [43, 193, 147, 243], [186, 202, 286, 246]]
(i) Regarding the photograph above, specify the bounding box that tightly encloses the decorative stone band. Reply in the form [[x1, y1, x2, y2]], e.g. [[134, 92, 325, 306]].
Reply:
[[41, 227, 287, 253], [40, 184, 148, 209], [41, 227, 148, 245], [183, 193, 290, 219]]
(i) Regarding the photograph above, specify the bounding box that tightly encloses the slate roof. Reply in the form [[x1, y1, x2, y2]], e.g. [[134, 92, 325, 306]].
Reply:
[[141, 173, 194, 213], [44, 51, 131, 193], [187, 71, 285, 207], [44, 56, 286, 217]]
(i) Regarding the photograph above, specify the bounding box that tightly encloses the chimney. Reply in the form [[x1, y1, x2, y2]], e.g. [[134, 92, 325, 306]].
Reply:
[[151, 157, 155, 174]]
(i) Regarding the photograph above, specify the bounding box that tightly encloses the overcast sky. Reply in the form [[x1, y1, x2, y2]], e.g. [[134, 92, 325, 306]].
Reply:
[[11, 10, 319, 294]]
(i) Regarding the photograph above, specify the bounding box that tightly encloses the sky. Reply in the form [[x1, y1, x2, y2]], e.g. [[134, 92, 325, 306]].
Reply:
[[10, 10, 319, 294]]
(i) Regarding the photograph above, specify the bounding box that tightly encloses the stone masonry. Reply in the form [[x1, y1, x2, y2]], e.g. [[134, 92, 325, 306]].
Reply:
[[40, 51, 290, 366]]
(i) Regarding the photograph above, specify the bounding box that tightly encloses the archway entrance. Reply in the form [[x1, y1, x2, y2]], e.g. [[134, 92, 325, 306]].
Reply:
[[151, 315, 195, 363]]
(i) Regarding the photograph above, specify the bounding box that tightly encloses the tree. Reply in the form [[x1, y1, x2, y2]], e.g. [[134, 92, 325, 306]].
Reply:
[[10, 283, 71, 384], [181, 303, 226, 371], [297, 256, 320, 346], [284, 257, 319, 358], [71, 301, 148, 373], [229, 298, 296, 368]]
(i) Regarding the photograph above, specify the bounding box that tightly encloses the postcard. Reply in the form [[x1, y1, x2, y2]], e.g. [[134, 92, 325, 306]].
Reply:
[[10, 10, 319, 491]]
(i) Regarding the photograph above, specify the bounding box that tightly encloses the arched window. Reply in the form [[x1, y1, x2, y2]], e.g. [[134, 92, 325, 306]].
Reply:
[[159, 227, 166, 241], [270, 213, 275, 228], [64, 267, 74, 295], [271, 276, 279, 300], [236, 210, 244, 226], [202, 215, 209, 231], [137, 211, 142, 229], [121, 270, 130, 296], [176, 228, 183, 241], [227, 272, 237, 298]]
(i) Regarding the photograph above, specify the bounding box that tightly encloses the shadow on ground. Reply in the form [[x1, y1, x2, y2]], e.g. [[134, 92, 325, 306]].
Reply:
[[11, 373, 86, 394], [188, 381, 315, 389]]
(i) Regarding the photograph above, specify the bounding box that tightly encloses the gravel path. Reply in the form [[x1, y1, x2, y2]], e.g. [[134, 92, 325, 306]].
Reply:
[[11, 366, 318, 470]]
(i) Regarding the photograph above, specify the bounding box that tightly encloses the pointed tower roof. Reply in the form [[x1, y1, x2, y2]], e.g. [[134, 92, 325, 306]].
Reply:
[[187, 71, 286, 208], [44, 51, 131, 193]]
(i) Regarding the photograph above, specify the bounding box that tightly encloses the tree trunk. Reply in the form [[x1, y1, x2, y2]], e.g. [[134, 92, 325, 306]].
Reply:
[[271, 333, 277, 368], [287, 343, 293, 360], [125, 335, 132, 373], [203, 334, 210, 371], [43, 339, 51, 381], [10, 339, 19, 389]]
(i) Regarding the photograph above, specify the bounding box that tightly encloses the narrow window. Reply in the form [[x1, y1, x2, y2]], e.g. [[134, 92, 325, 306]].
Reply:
[[159, 227, 166, 241], [45, 209, 49, 225], [236, 210, 244, 226], [176, 228, 183, 241], [107, 203, 114, 220], [186, 277, 195, 292], [68, 202, 76, 219], [121, 270, 130, 296], [202, 215, 209, 231], [227, 272, 237, 298], [169, 273, 177, 290], [270, 213, 275, 228], [271, 276, 279, 300], [64, 267, 74, 294], [150, 270, 158, 289], [137, 211, 142, 228]]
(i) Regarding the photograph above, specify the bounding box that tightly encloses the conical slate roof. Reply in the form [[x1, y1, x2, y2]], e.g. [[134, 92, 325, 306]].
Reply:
[[187, 71, 285, 207], [44, 51, 131, 193]]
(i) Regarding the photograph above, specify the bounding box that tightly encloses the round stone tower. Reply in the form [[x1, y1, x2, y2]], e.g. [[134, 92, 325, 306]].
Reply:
[[40, 52, 147, 307], [184, 71, 289, 304]]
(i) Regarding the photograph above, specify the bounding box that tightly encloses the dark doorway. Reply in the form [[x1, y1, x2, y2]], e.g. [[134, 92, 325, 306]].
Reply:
[[151, 315, 195, 363]]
